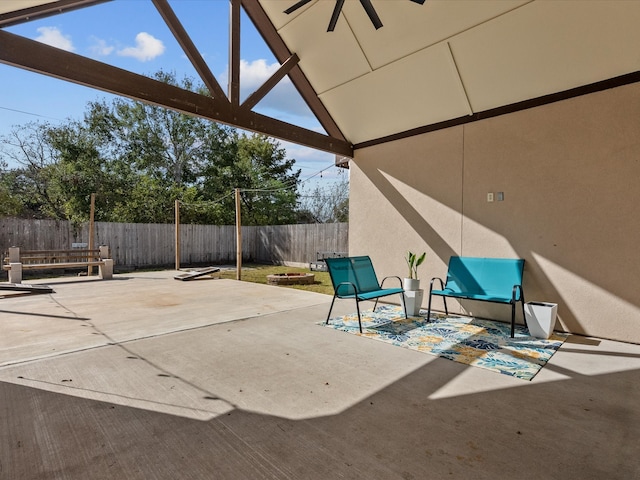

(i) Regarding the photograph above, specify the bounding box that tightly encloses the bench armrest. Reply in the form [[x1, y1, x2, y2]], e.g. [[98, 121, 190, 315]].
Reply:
[[512, 284, 524, 303], [336, 281, 358, 297], [429, 277, 446, 293], [380, 275, 403, 290]]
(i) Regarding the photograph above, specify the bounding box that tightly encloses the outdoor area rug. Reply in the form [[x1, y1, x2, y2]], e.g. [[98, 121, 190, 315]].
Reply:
[[321, 305, 568, 381]]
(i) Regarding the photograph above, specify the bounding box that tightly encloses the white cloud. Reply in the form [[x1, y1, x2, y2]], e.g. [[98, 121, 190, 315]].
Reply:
[[88, 36, 115, 57], [117, 32, 165, 62], [34, 27, 74, 52], [219, 59, 313, 118], [239, 58, 279, 89]]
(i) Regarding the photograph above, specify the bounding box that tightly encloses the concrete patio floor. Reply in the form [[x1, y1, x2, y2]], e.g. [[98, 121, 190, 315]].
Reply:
[[1, 270, 639, 479]]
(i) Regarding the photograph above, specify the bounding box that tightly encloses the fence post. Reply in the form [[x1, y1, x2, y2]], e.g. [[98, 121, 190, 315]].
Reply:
[[88, 193, 95, 276], [175, 200, 180, 271], [235, 188, 242, 280], [0, 219, 348, 270], [9, 246, 20, 263]]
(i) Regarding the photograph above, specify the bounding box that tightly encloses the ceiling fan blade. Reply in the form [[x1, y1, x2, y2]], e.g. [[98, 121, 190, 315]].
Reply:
[[360, 0, 383, 29], [284, 0, 313, 15], [327, 0, 345, 32], [290, 0, 423, 33]]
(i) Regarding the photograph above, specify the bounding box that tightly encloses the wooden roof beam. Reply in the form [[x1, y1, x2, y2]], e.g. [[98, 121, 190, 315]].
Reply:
[[151, 0, 229, 104], [241, 0, 348, 143], [229, 0, 241, 106], [0, 29, 353, 157], [0, 0, 109, 27], [241, 53, 299, 111]]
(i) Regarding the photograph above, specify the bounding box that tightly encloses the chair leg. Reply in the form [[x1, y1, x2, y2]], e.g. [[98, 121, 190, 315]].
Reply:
[[510, 302, 516, 338], [428, 294, 449, 321], [400, 293, 408, 319], [518, 289, 527, 331], [355, 300, 363, 333], [372, 298, 379, 312], [326, 295, 338, 325]]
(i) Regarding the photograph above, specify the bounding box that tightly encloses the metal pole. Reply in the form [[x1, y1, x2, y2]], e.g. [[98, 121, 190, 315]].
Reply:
[[235, 188, 242, 280], [175, 199, 180, 271], [88, 193, 95, 276]]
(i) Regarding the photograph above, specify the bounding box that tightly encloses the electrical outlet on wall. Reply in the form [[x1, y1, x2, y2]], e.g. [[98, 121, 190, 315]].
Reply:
[[487, 192, 494, 202]]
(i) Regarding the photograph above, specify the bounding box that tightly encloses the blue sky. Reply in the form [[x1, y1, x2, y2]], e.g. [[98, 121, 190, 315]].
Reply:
[[0, 0, 344, 188]]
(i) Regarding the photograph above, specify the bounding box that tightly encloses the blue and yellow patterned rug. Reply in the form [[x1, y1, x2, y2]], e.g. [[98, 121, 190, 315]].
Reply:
[[321, 305, 568, 381]]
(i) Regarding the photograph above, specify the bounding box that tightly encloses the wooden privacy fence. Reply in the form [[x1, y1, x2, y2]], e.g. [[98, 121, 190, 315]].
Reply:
[[0, 218, 348, 270]]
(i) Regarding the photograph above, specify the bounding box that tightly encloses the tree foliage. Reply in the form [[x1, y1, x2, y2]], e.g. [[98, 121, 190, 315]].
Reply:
[[0, 159, 21, 217], [298, 173, 349, 223], [0, 71, 306, 225], [198, 133, 300, 225]]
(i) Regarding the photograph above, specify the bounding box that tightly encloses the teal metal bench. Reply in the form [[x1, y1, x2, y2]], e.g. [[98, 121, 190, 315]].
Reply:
[[325, 256, 407, 333], [426, 256, 526, 337]]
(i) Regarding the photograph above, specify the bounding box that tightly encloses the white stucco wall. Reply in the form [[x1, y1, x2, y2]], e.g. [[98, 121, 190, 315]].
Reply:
[[350, 82, 640, 343]]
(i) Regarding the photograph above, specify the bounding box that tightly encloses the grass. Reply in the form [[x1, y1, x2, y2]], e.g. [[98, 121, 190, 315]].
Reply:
[[13, 263, 335, 296], [219, 263, 334, 295]]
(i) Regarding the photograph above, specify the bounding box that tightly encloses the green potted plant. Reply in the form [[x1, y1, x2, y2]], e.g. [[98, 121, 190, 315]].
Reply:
[[404, 251, 426, 291]]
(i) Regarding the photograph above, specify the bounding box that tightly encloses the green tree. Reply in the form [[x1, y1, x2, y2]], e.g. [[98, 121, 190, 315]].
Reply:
[[199, 132, 300, 225], [0, 71, 302, 225], [46, 122, 124, 223], [0, 122, 66, 219], [96, 73, 211, 187], [298, 173, 349, 223], [81, 71, 237, 223], [0, 121, 128, 223], [0, 160, 21, 216], [236, 133, 300, 225]]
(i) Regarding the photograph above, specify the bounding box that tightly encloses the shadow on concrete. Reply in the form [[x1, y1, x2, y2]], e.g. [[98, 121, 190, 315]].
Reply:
[[2, 359, 638, 479]]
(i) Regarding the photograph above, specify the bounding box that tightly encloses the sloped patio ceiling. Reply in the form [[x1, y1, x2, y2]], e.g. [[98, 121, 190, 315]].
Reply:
[[256, 0, 640, 147], [2, 0, 640, 154]]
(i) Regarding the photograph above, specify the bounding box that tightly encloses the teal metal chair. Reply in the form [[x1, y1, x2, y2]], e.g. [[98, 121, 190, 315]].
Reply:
[[325, 256, 407, 333]]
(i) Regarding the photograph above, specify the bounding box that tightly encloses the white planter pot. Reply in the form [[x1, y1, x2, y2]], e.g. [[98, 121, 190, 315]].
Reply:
[[524, 302, 558, 339], [403, 289, 424, 316], [403, 278, 420, 291]]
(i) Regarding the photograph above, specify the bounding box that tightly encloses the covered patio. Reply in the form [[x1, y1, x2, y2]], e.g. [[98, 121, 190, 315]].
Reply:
[[1, 2, 640, 476], [1, 271, 638, 479], [1, 1, 639, 342]]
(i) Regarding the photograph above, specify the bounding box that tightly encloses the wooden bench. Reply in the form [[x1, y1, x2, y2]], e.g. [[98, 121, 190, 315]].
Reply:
[[426, 256, 526, 337], [325, 255, 407, 333], [3, 246, 114, 284]]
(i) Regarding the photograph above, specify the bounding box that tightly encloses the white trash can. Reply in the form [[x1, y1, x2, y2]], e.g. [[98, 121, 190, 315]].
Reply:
[[524, 302, 558, 339]]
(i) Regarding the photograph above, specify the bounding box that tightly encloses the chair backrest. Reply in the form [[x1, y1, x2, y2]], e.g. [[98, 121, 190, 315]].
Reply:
[[326, 256, 381, 296], [445, 256, 524, 298]]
